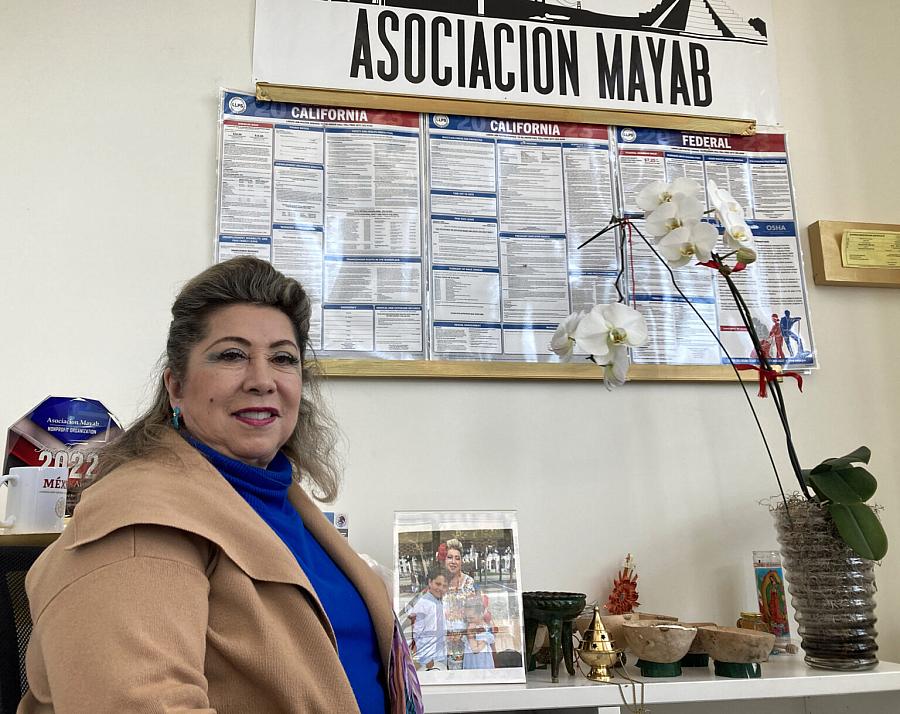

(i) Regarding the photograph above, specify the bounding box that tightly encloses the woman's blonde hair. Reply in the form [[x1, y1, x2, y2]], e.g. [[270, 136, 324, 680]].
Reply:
[[96, 257, 341, 501]]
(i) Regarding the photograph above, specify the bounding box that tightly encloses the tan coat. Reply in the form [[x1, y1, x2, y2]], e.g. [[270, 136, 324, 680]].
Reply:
[[19, 433, 396, 713]]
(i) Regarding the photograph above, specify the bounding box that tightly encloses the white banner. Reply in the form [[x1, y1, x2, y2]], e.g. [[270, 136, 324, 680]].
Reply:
[[253, 0, 780, 125]]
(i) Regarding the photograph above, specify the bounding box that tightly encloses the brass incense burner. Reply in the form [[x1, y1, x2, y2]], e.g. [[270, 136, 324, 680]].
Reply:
[[578, 606, 621, 682]]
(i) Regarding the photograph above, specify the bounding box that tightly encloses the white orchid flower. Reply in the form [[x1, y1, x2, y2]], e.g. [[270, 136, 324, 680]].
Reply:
[[600, 344, 631, 390], [645, 202, 679, 237], [657, 223, 720, 268], [636, 180, 670, 213], [645, 193, 704, 238], [602, 302, 649, 348], [707, 180, 743, 216], [707, 179, 754, 248], [571, 308, 613, 360], [669, 176, 704, 203], [723, 216, 754, 249], [636, 177, 702, 212], [550, 311, 585, 361], [573, 302, 648, 364]]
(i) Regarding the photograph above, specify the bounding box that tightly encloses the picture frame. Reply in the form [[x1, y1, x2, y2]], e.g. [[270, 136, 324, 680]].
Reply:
[[393, 511, 526, 685]]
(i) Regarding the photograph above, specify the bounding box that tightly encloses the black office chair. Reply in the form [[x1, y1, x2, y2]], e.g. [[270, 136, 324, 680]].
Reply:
[[0, 545, 47, 714]]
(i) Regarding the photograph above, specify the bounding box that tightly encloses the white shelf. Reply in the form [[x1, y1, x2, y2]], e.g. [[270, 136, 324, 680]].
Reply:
[[422, 657, 900, 712]]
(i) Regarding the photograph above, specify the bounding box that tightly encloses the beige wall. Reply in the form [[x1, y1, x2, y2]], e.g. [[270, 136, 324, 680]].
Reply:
[[768, 0, 900, 659], [2, 0, 898, 660]]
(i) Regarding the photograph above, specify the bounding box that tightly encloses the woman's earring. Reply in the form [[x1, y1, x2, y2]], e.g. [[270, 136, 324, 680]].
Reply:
[[171, 406, 182, 430]]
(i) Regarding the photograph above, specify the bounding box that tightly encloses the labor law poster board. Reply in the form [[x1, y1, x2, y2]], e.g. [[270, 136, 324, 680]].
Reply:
[[215, 90, 816, 370], [615, 127, 815, 369], [253, 0, 780, 126], [425, 114, 619, 361], [216, 91, 426, 360]]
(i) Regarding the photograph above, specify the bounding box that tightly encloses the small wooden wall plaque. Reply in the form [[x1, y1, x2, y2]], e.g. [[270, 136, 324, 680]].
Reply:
[[808, 221, 900, 288]]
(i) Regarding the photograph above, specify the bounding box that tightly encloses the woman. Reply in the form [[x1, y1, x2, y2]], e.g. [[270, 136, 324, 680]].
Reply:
[[20, 258, 421, 713], [441, 538, 476, 670]]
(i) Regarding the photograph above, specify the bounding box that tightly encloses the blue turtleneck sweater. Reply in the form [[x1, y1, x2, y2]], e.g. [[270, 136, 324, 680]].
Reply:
[[188, 437, 387, 713]]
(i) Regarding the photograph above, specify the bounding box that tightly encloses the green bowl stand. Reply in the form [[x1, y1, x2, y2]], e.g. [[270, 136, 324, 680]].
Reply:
[[680, 653, 710, 667], [714, 660, 762, 678], [636, 659, 682, 677]]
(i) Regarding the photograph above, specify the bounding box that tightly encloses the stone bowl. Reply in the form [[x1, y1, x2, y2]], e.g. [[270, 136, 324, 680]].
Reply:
[[682, 622, 718, 654], [622, 622, 698, 664], [636, 612, 679, 622], [575, 611, 679, 650], [697, 626, 775, 663]]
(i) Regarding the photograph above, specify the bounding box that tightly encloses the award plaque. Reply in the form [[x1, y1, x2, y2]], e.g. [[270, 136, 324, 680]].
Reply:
[[4, 396, 123, 516]]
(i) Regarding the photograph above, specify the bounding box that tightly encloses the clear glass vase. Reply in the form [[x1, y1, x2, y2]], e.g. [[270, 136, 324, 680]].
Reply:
[[771, 497, 878, 671]]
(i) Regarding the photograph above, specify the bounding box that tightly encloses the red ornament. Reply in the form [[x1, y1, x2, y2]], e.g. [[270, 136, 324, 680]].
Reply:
[[605, 554, 640, 615]]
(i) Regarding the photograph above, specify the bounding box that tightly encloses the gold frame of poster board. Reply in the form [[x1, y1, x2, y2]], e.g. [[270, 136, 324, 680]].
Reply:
[[256, 84, 757, 136], [259, 86, 765, 382], [321, 360, 749, 382]]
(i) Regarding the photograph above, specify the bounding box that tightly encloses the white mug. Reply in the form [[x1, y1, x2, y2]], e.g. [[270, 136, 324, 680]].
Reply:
[[0, 467, 68, 534]]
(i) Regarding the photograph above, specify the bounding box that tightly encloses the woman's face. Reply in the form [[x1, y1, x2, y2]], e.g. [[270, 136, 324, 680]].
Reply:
[[446, 548, 462, 574], [165, 304, 302, 468]]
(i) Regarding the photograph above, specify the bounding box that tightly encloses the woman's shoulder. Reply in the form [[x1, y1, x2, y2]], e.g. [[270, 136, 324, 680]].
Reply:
[[26, 521, 213, 622], [25, 446, 227, 616], [76, 442, 243, 536], [68, 445, 313, 590], [40, 446, 239, 577]]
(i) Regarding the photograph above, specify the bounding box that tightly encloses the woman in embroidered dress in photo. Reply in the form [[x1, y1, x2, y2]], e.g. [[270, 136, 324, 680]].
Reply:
[[20, 257, 422, 714], [442, 537, 477, 670]]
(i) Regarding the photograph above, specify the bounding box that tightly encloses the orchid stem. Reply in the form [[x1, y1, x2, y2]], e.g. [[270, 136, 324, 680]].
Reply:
[[614, 224, 627, 304], [718, 266, 811, 500], [578, 219, 618, 250], [624, 224, 791, 510]]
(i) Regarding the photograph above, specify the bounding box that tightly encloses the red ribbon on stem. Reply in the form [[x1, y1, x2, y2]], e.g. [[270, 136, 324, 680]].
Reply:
[[697, 260, 747, 273], [736, 364, 804, 398]]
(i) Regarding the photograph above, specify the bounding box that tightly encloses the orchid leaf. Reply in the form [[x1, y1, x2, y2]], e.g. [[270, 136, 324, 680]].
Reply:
[[801, 468, 826, 501], [828, 503, 888, 561], [810, 446, 871, 474], [809, 467, 877, 504]]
